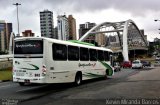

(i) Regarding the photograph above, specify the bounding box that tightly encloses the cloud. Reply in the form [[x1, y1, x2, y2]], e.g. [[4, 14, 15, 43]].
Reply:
[[0, 0, 160, 40], [2, 0, 160, 18]]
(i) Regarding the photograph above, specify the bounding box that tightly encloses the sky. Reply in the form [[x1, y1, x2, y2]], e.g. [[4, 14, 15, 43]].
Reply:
[[1, 0, 160, 41]]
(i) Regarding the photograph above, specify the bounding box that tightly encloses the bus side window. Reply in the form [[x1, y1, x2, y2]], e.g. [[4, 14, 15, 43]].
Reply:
[[68, 45, 79, 61], [98, 50, 104, 61], [80, 47, 89, 61], [52, 43, 67, 60], [104, 51, 109, 61], [89, 49, 97, 61]]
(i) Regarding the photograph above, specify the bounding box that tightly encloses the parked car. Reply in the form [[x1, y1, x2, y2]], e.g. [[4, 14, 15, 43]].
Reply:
[[154, 61, 160, 67], [141, 61, 151, 67], [122, 61, 132, 68], [155, 55, 160, 61], [113, 62, 121, 72], [132, 60, 143, 69]]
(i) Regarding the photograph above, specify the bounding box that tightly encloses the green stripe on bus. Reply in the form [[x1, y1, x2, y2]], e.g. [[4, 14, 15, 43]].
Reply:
[[98, 60, 113, 76], [20, 63, 39, 70], [83, 73, 104, 78], [68, 40, 95, 46]]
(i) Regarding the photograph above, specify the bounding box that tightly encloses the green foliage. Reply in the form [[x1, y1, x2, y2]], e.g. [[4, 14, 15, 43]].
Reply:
[[0, 69, 12, 81]]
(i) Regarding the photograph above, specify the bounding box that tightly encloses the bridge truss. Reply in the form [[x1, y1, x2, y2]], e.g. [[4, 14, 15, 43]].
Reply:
[[79, 19, 148, 61]]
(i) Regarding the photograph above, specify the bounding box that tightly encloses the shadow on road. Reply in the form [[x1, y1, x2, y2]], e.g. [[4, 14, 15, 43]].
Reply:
[[132, 67, 154, 71], [17, 77, 112, 93]]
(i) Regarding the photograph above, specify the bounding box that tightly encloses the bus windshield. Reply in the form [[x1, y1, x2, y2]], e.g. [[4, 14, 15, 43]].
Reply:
[[14, 40, 43, 54]]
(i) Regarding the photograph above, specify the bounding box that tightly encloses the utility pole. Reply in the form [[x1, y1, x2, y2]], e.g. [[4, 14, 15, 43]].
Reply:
[[154, 19, 160, 55], [13, 3, 21, 37]]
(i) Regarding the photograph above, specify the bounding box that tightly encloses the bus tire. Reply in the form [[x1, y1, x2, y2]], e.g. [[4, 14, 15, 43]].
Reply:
[[74, 72, 82, 86], [19, 82, 25, 86]]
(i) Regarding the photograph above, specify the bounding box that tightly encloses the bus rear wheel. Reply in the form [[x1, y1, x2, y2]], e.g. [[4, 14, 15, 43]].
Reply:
[[74, 72, 82, 86], [19, 82, 25, 86]]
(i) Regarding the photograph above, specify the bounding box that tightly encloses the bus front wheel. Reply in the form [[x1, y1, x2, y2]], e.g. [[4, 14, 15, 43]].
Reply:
[[74, 72, 82, 86]]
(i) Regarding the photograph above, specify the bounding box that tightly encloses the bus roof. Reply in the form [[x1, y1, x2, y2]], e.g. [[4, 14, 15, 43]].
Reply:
[[14, 37, 113, 52], [68, 40, 95, 46]]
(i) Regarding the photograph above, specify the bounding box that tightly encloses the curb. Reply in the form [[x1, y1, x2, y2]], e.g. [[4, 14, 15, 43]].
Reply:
[[0, 80, 11, 83]]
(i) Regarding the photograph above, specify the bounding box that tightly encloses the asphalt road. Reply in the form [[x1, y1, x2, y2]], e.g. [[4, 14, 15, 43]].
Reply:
[[0, 67, 160, 105]]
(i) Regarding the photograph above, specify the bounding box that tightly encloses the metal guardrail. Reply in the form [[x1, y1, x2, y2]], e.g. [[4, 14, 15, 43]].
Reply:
[[0, 61, 12, 70], [0, 55, 13, 70], [0, 55, 13, 61]]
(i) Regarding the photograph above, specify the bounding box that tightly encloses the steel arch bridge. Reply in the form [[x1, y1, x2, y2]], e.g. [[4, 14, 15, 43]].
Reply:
[[79, 19, 148, 61]]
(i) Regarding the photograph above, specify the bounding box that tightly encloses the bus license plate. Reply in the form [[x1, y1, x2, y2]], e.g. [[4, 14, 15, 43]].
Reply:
[[16, 72, 24, 76]]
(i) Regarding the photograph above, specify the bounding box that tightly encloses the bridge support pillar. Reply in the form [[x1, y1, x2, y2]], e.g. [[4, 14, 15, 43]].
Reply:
[[122, 20, 129, 61]]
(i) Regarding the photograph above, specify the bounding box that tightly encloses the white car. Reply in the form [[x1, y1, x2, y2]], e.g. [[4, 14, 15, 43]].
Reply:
[[132, 60, 143, 69], [154, 61, 160, 67], [155, 55, 160, 61]]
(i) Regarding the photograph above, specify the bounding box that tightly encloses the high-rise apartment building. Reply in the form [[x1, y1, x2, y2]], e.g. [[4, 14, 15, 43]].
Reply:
[[53, 26, 58, 39], [40, 10, 54, 38], [22, 30, 35, 37], [79, 22, 96, 43], [0, 20, 12, 53], [57, 15, 69, 40], [68, 15, 77, 40]]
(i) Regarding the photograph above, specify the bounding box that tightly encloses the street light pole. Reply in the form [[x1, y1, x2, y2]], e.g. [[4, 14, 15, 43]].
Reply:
[[154, 19, 160, 55], [13, 3, 21, 37]]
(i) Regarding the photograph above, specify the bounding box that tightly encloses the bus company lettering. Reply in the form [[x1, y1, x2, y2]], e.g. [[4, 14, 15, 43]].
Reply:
[[16, 43, 40, 48], [79, 63, 96, 67]]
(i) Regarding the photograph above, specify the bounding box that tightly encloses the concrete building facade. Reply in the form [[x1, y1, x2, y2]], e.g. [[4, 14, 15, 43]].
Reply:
[[57, 15, 69, 40], [40, 10, 54, 38], [68, 15, 77, 40], [79, 22, 96, 43], [0, 20, 12, 53], [22, 30, 35, 37], [95, 33, 106, 46]]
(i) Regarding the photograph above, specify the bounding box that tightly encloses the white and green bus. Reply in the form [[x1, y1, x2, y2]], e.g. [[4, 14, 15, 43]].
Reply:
[[13, 37, 114, 86]]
